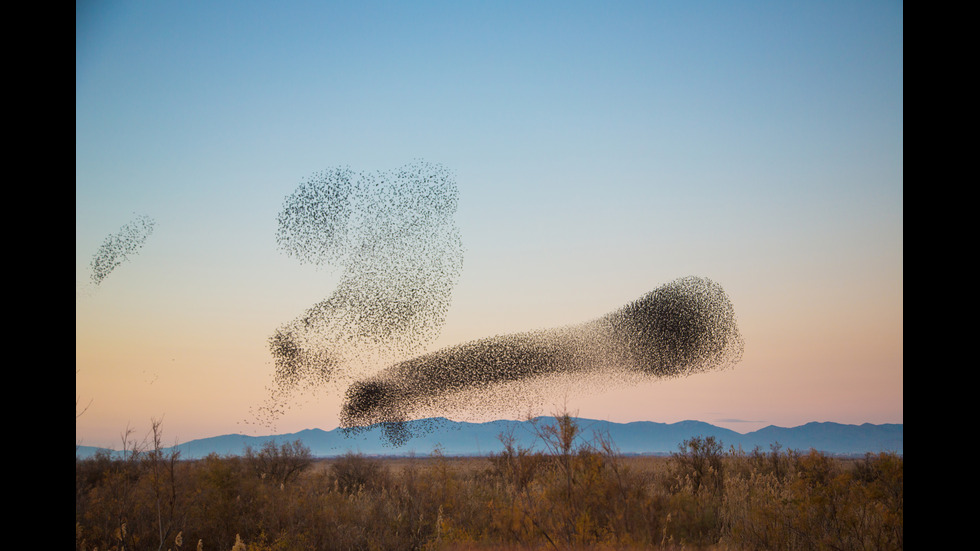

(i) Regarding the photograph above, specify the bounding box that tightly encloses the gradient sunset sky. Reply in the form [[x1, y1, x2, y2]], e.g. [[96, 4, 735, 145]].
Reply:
[[76, 1, 903, 450]]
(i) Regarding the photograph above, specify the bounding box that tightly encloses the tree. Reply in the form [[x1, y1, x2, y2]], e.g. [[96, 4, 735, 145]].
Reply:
[[244, 439, 313, 487]]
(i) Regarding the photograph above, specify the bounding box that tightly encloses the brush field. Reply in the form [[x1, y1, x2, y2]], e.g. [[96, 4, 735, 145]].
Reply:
[[75, 416, 902, 550]]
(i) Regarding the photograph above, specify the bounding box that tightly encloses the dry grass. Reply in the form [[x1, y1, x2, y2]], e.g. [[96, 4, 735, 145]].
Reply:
[[76, 419, 902, 551], [310, 454, 495, 476]]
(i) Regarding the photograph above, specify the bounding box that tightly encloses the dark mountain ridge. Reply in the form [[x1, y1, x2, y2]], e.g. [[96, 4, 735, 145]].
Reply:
[[76, 417, 903, 460]]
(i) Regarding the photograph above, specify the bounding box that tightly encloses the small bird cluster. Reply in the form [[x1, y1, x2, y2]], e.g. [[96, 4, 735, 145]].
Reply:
[[266, 161, 464, 419], [89, 214, 156, 285], [340, 276, 744, 445]]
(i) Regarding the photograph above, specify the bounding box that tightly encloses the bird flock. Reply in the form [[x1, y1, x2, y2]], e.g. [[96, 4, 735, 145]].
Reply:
[[260, 161, 744, 444], [340, 275, 744, 445], [81, 161, 744, 446], [89, 214, 156, 286], [258, 161, 465, 429]]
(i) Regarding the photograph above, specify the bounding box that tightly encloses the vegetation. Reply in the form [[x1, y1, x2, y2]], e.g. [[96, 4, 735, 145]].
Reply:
[[76, 414, 902, 550]]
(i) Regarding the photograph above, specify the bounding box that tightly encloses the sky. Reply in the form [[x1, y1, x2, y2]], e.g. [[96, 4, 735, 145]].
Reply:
[[76, 0, 903, 450]]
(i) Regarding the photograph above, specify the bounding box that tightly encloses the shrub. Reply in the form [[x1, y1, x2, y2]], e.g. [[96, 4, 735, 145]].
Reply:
[[328, 451, 389, 493], [76, 417, 902, 551], [244, 439, 313, 487]]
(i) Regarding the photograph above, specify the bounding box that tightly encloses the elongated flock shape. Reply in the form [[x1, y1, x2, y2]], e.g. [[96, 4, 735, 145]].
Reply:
[[340, 276, 743, 442]]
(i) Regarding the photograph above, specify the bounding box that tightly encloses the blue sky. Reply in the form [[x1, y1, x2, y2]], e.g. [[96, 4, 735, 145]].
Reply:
[[77, 1, 902, 449]]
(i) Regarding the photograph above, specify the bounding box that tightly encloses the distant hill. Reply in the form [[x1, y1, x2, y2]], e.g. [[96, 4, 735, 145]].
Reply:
[[76, 417, 903, 460]]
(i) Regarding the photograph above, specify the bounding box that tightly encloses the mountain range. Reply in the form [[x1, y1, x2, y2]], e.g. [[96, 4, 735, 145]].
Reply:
[[76, 417, 903, 460]]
